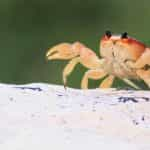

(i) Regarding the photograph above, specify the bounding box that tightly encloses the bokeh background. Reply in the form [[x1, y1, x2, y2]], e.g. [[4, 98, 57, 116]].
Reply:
[[0, 0, 150, 88]]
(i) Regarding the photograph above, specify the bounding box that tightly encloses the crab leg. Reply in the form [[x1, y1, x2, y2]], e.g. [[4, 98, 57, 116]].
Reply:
[[134, 48, 150, 68], [99, 75, 115, 88], [127, 48, 150, 69], [122, 78, 141, 90], [136, 69, 150, 88], [81, 69, 107, 89], [63, 57, 80, 86]]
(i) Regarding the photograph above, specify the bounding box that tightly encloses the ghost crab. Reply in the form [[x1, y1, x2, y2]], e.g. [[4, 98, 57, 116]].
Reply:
[[46, 31, 150, 89]]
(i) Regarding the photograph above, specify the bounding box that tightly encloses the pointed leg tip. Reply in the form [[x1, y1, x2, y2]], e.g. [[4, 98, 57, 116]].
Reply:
[[63, 79, 67, 90], [45, 56, 49, 62], [63, 84, 67, 90]]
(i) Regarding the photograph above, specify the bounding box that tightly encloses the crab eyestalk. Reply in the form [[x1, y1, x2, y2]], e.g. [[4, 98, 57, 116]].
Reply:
[[121, 32, 128, 39], [105, 30, 112, 38]]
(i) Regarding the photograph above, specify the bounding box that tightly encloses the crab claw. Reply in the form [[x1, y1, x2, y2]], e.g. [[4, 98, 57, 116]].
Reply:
[[46, 43, 79, 60]]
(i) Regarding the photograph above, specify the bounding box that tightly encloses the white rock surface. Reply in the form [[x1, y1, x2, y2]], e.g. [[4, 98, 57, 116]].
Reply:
[[0, 83, 150, 150]]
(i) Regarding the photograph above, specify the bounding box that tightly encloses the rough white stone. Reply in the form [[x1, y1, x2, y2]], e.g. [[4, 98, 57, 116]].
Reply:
[[0, 83, 150, 150]]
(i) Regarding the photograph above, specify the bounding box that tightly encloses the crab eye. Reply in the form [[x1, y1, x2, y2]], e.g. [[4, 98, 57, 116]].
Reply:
[[121, 32, 128, 39], [105, 30, 112, 38]]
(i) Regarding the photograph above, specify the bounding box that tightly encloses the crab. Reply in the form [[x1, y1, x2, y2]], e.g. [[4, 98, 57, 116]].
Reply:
[[46, 31, 150, 89]]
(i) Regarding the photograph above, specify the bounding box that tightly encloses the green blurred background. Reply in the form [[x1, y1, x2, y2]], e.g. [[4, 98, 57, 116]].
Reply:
[[0, 0, 150, 88]]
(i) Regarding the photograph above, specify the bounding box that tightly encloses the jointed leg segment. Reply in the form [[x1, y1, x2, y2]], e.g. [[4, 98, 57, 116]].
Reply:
[[63, 57, 80, 86], [81, 69, 107, 89], [136, 69, 150, 88], [99, 75, 115, 88], [127, 48, 150, 69], [134, 48, 150, 68], [122, 78, 141, 89]]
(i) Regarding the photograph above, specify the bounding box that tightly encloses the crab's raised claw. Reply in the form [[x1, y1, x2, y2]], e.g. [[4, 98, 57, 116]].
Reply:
[[46, 43, 77, 60]]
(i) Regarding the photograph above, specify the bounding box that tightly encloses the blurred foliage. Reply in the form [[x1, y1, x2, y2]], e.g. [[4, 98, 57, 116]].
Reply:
[[0, 0, 150, 89]]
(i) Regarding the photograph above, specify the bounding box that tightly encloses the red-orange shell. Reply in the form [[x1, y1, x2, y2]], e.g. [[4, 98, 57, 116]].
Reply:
[[101, 35, 146, 59]]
